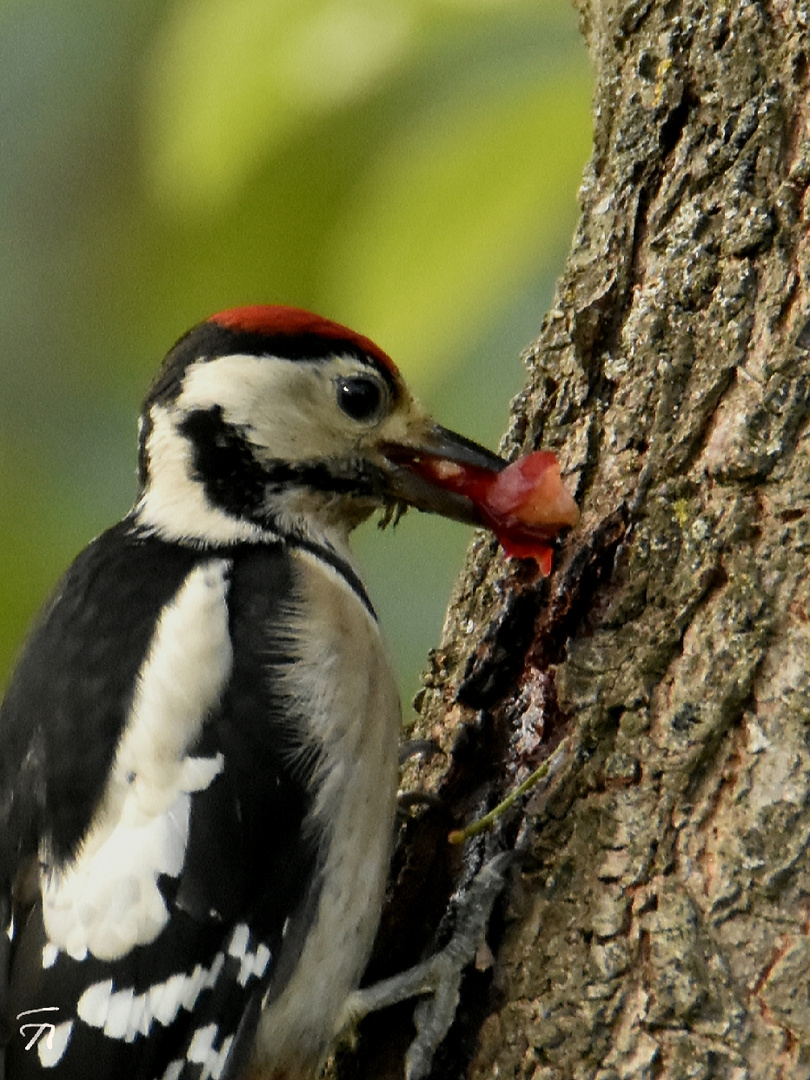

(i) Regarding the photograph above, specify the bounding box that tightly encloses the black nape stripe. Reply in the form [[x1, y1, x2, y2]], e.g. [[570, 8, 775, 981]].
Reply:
[[291, 538, 377, 621]]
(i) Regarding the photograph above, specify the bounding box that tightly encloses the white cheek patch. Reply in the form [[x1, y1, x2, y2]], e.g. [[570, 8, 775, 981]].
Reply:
[[178, 354, 326, 462], [42, 561, 233, 961], [177, 352, 384, 465]]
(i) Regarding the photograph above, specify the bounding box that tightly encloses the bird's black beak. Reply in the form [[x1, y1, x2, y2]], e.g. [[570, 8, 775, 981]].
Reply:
[[380, 421, 579, 575], [380, 424, 507, 526]]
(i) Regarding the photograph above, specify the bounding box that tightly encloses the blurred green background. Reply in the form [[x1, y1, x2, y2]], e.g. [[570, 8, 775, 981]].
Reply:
[[0, 0, 591, 711]]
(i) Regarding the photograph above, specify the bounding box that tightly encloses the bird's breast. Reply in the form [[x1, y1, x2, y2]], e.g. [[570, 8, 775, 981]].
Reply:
[[252, 542, 402, 1072]]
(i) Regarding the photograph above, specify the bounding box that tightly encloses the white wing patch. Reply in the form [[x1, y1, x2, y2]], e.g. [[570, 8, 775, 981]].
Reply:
[[227, 922, 272, 987], [76, 951, 227, 1042], [64, 939, 264, 1076], [37, 1019, 74, 1068], [42, 942, 59, 969], [187, 1024, 234, 1080], [42, 560, 233, 961]]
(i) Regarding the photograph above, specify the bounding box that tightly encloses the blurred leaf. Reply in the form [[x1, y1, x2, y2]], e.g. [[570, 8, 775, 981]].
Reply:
[[142, 0, 418, 211], [0, 436, 92, 676], [321, 67, 591, 381]]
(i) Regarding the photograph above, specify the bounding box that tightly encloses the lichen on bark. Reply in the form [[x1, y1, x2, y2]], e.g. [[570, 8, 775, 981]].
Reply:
[[339, 3, 810, 1079]]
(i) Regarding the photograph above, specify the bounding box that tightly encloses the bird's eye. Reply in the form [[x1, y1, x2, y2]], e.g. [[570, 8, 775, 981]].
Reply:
[[336, 376, 385, 422]]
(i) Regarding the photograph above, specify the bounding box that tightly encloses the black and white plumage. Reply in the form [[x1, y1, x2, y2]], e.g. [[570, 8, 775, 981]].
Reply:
[[0, 305, 507, 1080]]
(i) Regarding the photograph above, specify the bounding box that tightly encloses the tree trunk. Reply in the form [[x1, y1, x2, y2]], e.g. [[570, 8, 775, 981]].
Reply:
[[338, 3, 810, 1078]]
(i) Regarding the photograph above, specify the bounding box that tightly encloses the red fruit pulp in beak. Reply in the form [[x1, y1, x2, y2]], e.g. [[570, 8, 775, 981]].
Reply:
[[412, 451, 579, 574]]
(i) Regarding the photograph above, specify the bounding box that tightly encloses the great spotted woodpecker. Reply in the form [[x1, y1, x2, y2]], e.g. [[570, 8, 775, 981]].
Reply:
[[0, 306, 577, 1080]]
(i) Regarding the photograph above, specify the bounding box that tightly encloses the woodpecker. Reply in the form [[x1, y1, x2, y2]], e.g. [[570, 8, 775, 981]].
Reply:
[[0, 305, 574, 1080]]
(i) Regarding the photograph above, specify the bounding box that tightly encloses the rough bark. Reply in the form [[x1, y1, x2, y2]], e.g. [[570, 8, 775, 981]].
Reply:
[[338, 3, 810, 1079]]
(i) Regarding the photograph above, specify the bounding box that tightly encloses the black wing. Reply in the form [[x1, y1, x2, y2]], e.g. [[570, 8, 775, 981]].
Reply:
[[2, 533, 320, 1079], [0, 523, 203, 872]]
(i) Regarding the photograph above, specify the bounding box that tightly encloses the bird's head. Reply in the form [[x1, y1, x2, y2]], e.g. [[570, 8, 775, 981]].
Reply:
[[134, 305, 577, 558]]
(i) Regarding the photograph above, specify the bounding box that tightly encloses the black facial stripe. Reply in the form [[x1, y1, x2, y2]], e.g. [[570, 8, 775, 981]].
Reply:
[[146, 323, 398, 409], [172, 411, 382, 616], [260, 458, 385, 499], [178, 406, 267, 518], [176, 406, 387, 519]]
